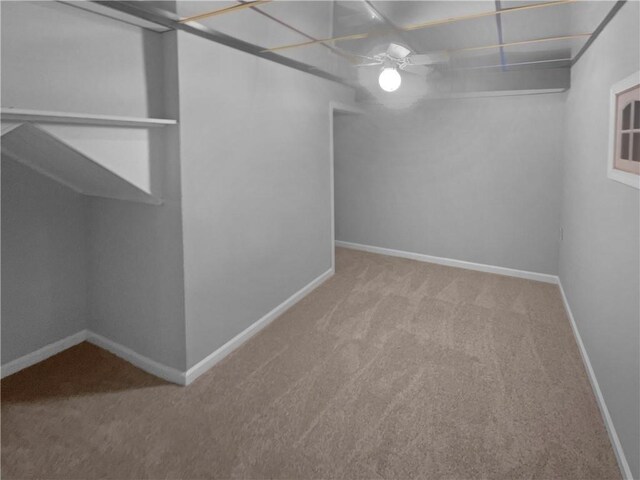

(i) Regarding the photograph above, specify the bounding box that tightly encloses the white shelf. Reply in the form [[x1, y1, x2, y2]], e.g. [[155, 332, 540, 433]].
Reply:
[[1, 123, 161, 205], [1, 107, 177, 128]]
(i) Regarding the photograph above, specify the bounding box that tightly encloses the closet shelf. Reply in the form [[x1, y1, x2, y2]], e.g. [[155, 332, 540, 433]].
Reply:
[[1, 107, 177, 128], [1, 123, 161, 205]]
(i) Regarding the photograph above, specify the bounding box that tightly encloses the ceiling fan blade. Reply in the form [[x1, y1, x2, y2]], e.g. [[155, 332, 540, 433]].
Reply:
[[407, 52, 449, 65], [356, 61, 384, 67], [400, 64, 433, 75], [386, 43, 411, 59]]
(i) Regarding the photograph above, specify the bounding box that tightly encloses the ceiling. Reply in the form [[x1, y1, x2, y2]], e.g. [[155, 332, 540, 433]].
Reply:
[[88, 1, 619, 89]]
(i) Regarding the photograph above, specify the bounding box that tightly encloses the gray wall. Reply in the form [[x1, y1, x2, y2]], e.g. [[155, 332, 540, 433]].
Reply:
[[559, 2, 640, 477], [1, 1, 187, 370], [0, 1, 161, 117], [87, 31, 186, 371], [335, 94, 565, 275], [173, 32, 354, 367], [1, 158, 88, 364], [0, 1, 355, 372]]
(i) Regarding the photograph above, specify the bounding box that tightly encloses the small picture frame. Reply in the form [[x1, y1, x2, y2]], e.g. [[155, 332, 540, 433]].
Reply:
[[608, 71, 640, 189]]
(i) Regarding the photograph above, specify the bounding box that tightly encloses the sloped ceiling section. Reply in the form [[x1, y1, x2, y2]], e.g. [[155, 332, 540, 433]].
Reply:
[[1, 122, 161, 205]]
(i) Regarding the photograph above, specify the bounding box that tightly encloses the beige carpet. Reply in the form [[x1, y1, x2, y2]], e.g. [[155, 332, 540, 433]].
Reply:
[[2, 247, 619, 479]]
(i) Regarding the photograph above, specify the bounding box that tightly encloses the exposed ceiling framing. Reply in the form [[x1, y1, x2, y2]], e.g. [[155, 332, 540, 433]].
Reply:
[[265, 0, 576, 52], [91, 0, 625, 90], [177, 1, 271, 24], [94, 1, 353, 87], [571, 0, 626, 66], [450, 33, 591, 54]]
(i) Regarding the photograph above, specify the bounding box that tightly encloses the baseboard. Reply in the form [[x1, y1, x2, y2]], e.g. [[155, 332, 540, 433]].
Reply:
[[1, 330, 89, 379], [1, 328, 186, 385], [558, 281, 633, 480], [335, 241, 558, 284], [1, 269, 334, 386], [184, 268, 334, 385], [85, 332, 186, 385]]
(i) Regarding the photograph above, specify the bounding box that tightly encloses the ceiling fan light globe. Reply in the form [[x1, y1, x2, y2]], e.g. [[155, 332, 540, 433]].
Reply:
[[378, 68, 401, 92]]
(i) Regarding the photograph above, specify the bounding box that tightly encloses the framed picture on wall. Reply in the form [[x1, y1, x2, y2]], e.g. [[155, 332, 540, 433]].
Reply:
[[608, 71, 640, 189]]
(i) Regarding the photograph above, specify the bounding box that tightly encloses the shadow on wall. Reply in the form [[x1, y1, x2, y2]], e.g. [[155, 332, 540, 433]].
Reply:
[[1, 343, 172, 404]]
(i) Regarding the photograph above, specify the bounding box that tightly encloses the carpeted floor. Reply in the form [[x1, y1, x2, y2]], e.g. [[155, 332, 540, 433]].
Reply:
[[1, 248, 620, 479]]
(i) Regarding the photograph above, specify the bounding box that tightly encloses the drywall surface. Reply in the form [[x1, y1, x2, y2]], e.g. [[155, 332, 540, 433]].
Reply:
[[87, 32, 186, 371], [559, 2, 640, 477], [1, 158, 87, 364], [87, 196, 186, 370], [0, 1, 163, 117], [174, 32, 354, 367], [334, 94, 565, 275], [0, 2, 164, 191], [1, 2, 187, 370]]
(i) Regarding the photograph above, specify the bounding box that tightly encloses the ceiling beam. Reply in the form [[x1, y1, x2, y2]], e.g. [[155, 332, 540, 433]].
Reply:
[[178, 1, 271, 24], [265, 0, 576, 53], [266, 31, 375, 53], [240, 0, 359, 64], [493, 0, 507, 71], [451, 33, 591, 54], [454, 58, 573, 71], [571, 0, 626, 66], [403, 0, 574, 31], [94, 1, 353, 87]]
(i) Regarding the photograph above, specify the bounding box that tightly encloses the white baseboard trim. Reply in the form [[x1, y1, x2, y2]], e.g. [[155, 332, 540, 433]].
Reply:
[[184, 268, 334, 385], [85, 331, 186, 385], [1, 269, 334, 387], [1, 330, 89, 379], [335, 241, 558, 284], [0, 328, 187, 384], [558, 280, 633, 480]]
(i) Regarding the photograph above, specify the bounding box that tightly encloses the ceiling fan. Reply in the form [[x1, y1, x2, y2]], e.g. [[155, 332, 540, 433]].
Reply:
[[357, 43, 449, 92]]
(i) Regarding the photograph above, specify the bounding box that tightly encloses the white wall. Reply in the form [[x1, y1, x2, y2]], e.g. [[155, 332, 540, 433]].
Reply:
[[1, 1, 187, 371], [0, 0, 167, 194], [0, 1, 162, 117], [87, 30, 186, 371], [173, 32, 354, 368], [334, 94, 565, 275], [1, 158, 87, 364], [560, 2, 640, 477], [0, 1, 355, 373]]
